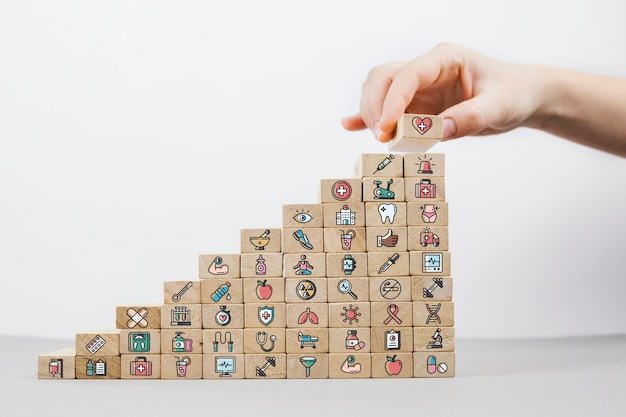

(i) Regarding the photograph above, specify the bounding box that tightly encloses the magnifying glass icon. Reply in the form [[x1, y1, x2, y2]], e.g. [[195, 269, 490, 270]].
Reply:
[[337, 279, 358, 300]]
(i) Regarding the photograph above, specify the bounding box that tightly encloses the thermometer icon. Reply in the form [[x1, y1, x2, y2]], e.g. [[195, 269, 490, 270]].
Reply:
[[337, 279, 358, 300], [172, 282, 193, 302]]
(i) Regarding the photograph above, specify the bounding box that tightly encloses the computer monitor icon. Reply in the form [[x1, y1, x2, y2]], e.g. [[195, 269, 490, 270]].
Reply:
[[423, 253, 442, 273], [215, 356, 236, 377]]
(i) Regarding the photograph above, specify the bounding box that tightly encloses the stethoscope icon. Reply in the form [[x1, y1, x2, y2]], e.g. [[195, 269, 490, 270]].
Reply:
[[255, 331, 276, 352]]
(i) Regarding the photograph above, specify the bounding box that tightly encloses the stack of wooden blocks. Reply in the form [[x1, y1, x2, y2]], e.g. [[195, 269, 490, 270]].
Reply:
[[38, 114, 454, 380]]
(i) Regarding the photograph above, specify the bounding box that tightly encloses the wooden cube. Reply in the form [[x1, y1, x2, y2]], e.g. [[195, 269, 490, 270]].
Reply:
[[282, 204, 324, 228], [353, 153, 404, 178], [76, 330, 120, 356], [202, 304, 245, 329], [403, 153, 445, 178], [413, 326, 455, 352], [161, 304, 202, 329], [163, 280, 201, 304], [286, 328, 329, 353], [409, 251, 451, 276], [243, 328, 286, 354], [362, 177, 405, 203], [371, 352, 413, 378], [323, 226, 366, 252], [387, 114, 443, 152], [75, 356, 121, 379], [413, 301, 454, 327], [200, 278, 243, 304], [204, 329, 245, 354], [119, 330, 161, 354], [160, 329, 203, 354], [365, 226, 408, 252], [407, 201, 449, 226], [203, 353, 245, 379], [322, 202, 365, 228], [370, 327, 413, 353], [327, 277, 369, 302], [408, 226, 449, 251], [286, 303, 329, 328], [413, 352, 455, 377], [240, 228, 282, 253], [412, 276, 453, 301], [243, 303, 286, 328], [240, 253, 283, 278], [161, 354, 202, 379], [38, 348, 76, 379], [328, 327, 371, 353], [120, 354, 161, 379], [328, 302, 371, 328], [116, 306, 161, 330], [284, 277, 328, 303], [198, 254, 241, 279], [282, 227, 324, 253], [369, 276, 412, 302], [244, 353, 287, 379], [367, 252, 410, 277], [325, 252, 368, 278], [370, 302, 413, 327], [328, 353, 371, 378], [287, 354, 329, 379], [242, 277, 285, 303], [283, 253, 326, 278], [405, 177, 446, 202], [365, 202, 407, 227], [319, 178, 362, 203]]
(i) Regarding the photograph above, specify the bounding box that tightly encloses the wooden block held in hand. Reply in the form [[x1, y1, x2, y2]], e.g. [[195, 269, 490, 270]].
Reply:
[[388, 114, 443, 152]]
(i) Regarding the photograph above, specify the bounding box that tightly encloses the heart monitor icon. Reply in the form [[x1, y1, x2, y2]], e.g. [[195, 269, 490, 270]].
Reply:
[[412, 117, 433, 135]]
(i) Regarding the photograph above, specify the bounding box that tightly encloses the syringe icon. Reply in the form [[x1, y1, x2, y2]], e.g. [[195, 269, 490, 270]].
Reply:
[[372, 154, 395, 174], [378, 253, 400, 274]]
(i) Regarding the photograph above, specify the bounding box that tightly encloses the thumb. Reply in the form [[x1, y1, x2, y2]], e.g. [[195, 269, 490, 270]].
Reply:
[[440, 95, 496, 139], [382, 229, 392, 239]]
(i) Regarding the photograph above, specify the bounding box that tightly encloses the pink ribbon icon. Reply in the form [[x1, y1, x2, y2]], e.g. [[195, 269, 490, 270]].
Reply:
[[383, 304, 402, 325]]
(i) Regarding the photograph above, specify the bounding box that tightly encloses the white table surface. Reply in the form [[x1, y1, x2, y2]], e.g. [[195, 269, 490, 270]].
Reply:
[[3, 335, 625, 416]]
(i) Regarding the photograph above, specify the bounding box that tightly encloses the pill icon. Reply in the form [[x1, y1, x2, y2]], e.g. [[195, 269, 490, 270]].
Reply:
[[427, 355, 437, 374]]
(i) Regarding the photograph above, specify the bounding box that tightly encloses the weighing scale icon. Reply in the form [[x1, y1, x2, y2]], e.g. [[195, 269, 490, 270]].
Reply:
[[423, 253, 443, 273]]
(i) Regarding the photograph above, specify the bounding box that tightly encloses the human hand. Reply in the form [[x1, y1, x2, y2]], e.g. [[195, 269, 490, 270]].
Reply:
[[341, 43, 544, 142]]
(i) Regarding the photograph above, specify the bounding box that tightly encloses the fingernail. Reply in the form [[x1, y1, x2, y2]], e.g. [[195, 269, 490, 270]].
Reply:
[[373, 121, 382, 141], [443, 118, 457, 139]]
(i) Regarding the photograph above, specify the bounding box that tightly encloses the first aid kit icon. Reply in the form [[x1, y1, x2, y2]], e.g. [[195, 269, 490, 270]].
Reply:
[[130, 356, 152, 376]]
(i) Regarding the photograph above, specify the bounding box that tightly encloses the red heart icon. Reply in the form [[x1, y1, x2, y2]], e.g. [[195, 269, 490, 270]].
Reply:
[[412, 117, 433, 135], [219, 314, 227, 321]]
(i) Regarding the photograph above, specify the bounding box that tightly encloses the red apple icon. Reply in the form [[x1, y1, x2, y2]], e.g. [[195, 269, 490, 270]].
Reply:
[[385, 355, 402, 376], [256, 280, 273, 300]]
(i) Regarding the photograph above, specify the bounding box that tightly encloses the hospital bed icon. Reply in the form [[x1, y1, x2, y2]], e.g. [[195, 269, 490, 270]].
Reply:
[[298, 332, 318, 349]]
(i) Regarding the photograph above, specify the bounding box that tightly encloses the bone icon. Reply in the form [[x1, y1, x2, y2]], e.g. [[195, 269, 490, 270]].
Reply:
[[378, 203, 397, 224]]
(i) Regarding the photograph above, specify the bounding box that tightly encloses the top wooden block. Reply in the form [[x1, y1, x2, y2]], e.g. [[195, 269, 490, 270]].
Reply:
[[353, 154, 404, 179], [388, 114, 443, 153]]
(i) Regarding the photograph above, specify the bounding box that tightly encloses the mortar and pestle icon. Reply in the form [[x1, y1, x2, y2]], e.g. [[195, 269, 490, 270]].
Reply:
[[250, 230, 271, 250]]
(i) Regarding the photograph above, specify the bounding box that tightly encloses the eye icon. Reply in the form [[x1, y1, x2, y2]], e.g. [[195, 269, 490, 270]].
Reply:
[[293, 212, 312, 224]]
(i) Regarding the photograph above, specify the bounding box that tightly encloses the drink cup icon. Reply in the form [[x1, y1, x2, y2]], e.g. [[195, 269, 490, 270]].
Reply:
[[341, 230, 355, 250], [176, 356, 191, 377]]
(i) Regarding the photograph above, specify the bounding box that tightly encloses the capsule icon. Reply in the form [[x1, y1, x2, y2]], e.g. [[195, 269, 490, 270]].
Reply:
[[427, 355, 437, 374]]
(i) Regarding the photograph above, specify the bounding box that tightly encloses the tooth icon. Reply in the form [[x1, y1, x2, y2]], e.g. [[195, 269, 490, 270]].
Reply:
[[378, 203, 397, 224]]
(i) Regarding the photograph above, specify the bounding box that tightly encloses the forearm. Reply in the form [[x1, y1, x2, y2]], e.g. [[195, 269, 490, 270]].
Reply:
[[528, 66, 626, 157]]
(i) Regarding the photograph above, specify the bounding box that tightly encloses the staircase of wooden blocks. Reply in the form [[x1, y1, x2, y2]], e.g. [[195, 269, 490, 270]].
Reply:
[[38, 149, 455, 380]]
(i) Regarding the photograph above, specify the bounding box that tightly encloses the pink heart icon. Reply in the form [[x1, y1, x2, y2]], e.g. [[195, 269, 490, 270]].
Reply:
[[412, 117, 433, 135], [219, 314, 227, 321]]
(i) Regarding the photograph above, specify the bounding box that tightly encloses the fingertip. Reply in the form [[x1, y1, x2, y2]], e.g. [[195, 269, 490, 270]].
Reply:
[[442, 118, 457, 140], [341, 114, 367, 131]]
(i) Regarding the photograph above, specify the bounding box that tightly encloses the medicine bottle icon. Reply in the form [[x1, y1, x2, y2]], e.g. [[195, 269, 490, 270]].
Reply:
[[256, 255, 266, 275]]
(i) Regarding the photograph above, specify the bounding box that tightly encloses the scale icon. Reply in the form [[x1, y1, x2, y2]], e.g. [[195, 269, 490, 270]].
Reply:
[[299, 356, 317, 377]]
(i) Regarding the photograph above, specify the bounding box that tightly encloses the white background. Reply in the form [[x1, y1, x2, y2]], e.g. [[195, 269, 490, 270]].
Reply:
[[1, 0, 625, 340]]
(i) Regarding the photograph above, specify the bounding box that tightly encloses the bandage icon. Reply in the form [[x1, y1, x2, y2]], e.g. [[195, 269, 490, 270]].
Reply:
[[126, 308, 149, 328]]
